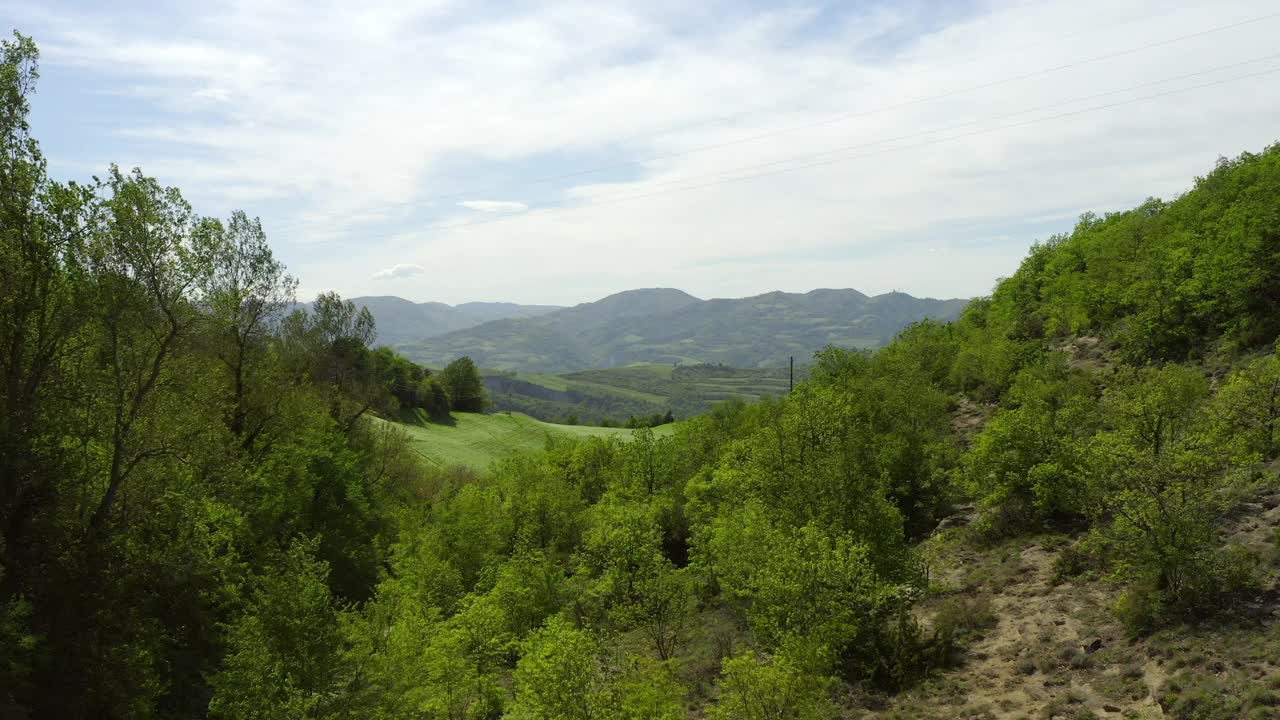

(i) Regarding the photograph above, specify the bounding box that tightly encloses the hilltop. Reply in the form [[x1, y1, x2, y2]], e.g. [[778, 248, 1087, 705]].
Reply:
[[340, 296, 562, 346], [391, 287, 967, 372]]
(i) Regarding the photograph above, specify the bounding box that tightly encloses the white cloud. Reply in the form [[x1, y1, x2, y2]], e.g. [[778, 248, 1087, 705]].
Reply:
[[371, 263, 426, 281], [10, 0, 1280, 305], [458, 200, 529, 213]]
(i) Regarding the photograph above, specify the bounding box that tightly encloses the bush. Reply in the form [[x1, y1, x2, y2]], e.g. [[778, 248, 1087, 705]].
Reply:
[[1051, 540, 1105, 583], [709, 652, 835, 720], [928, 595, 997, 669], [1114, 582, 1163, 637]]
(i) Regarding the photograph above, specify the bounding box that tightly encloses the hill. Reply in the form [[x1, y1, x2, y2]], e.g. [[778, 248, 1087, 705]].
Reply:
[[343, 296, 562, 346], [386, 410, 675, 469], [483, 363, 801, 424], [396, 287, 967, 372], [12, 34, 1280, 720]]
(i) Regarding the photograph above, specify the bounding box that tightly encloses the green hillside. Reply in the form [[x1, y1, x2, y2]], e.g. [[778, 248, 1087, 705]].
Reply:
[[385, 410, 674, 469], [398, 287, 967, 372], [483, 363, 801, 424], [338, 296, 561, 347], [10, 31, 1280, 720]]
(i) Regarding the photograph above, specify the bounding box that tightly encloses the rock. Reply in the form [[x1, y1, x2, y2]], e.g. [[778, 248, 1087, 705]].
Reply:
[[1083, 637, 1103, 653], [934, 514, 972, 532], [1103, 705, 1121, 713]]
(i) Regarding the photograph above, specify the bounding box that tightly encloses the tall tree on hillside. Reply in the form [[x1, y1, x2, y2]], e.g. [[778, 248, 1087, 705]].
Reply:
[[193, 210, 297, 448], [0, 31, 96, 569], [281, 292, 380, 430], [441, 356, 486, 413], [85, 165, 208, 534]]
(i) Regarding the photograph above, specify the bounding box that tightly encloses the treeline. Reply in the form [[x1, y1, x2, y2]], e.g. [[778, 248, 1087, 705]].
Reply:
[[379, 351, 487, 419], [0, 34, 490, 716], [601, 410, 676, 429], [3, 30, 1280, 718]]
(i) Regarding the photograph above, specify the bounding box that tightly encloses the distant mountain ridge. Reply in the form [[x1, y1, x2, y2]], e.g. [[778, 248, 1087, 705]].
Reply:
[[387, 287, 968, 372], [344, 296, 563, 346]]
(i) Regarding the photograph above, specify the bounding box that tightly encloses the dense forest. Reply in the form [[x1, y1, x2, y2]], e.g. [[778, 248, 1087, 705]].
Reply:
[[3, 32, 1280, 719]]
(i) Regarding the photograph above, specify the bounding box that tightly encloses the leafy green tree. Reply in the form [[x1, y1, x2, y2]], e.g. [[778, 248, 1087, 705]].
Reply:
[[508, 617, 613, 720], [1101, 364, 1208, 459], [710, 652, 835, 720], [509, 617, 686, 720], [494, 454, 585, 554], [193, 210, 297, 446], [576, 498, 667, 607], [208, 539, 348, 719], [84, 165, 210, 534], [612, 659, 686, 720], [963, 354, 1099, 532], [435, 482, 512, 588], [618, 565, 696, 662], [1087, 365, 1253, 628], [1210, 347, 1280, 459], [441, 356, 486, 413]]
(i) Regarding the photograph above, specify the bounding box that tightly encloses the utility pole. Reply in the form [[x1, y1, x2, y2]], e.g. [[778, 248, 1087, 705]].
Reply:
[[789, 356, 794, 394]]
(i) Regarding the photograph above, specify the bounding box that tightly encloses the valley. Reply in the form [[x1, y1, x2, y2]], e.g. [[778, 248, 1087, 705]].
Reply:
[[482, 362, 799, 424], [5, 21, 1280, 720], [386, 409, 678, 470]]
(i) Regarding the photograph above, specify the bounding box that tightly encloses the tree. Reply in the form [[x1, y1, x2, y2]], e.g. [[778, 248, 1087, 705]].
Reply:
[[1101, 364, 1208, 459], [1211, 348, 1280, 459], [208, 539, 348, 719], [85, 165, 208, 534], [964, 354, 1098, 532], [1087, 364, 1252, 628], [509, 618, 684, 720], [508, 617, 612, 720], [0, 29, 96, 600], [441, 356, 486, 413], [710, 652, 835, 720], [194, 211, 296, 447], [281, 292, 379, 430]]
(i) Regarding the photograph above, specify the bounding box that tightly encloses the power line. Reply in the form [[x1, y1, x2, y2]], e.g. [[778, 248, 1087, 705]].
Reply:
[[304, 58, 1280, 242], [269, 8, 1279, 235]]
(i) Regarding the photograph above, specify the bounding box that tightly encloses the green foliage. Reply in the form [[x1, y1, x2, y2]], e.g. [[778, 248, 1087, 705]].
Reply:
[[442, 356, 487, 412], [7, 31, 1280, 719], [969, 147, 1280, 362], [965, 354, 1098, 533], [1083, 365, 1262, 629], [208, 539, 347, 719], [1159, 669, 1280, 720], [709, 652, 835, 720], [508, 617, 613, 720], [1210, 347, 1280, 459]]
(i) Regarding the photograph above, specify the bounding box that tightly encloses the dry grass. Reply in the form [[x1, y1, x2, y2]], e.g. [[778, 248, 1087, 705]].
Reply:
[[854, 481, 1280, 719]]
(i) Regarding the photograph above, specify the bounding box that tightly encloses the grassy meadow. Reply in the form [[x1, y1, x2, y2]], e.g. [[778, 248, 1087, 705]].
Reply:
[[387, 409, 677, 469]]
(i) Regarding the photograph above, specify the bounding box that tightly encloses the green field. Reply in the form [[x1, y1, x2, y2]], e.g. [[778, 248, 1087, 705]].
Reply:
[[483, 362, 799, 424], [386, 411, 675, 470]]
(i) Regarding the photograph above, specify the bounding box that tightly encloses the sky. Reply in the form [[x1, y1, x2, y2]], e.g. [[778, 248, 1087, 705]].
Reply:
[[4, 0, 1279, 305]]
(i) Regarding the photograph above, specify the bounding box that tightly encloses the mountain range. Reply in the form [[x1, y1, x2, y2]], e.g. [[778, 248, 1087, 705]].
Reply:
[[343, 296, 562, 347], [361, 288, 968, 373]]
